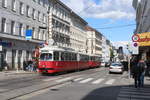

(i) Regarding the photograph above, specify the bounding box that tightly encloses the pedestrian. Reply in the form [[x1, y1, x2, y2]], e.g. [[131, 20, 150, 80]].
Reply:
[[23, 60, 28, 71], [137, 59, 147, 87], [3, 60, 8, 70], [132, 59, 146, 88]]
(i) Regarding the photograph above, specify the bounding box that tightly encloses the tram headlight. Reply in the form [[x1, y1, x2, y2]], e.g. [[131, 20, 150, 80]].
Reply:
[[42, 65, 46, 67]]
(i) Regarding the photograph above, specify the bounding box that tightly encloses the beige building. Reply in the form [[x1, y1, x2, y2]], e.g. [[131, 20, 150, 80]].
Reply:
[[86, 26, 102, 56]]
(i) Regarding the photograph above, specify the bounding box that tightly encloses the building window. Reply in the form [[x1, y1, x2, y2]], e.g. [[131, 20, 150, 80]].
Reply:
[[38, 11, 40, 21], [19, 23, 23, 36], [11, 0, 16, 11], [19, 2, 23, 15], [32, 8, 35, 19], [11, 21, 15, 35], [2, 0, 7, 8], [1, 18, 6, 33], [26, 5, 30, 17], [26, 25, 29, 30], [38, 0, 40, 5], [32, 27, 35, 39], [37, 28, 40, 39]]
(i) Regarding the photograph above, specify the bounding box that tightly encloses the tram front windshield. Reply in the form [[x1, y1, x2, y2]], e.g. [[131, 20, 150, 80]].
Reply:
[[40, 53, 52, 61]]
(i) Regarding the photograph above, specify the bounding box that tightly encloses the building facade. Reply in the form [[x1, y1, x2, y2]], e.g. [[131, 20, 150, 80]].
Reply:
[[102, 36, 111, 62], [86, 26, 102, 56], [48, 0, 88, 53], [132, 0, 150, 61], [70, 12, 88, 53], [48, 0, 71, 47], [0, 0, 49, 70]]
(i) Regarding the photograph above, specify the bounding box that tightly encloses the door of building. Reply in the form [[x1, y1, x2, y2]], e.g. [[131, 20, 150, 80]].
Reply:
[[12, 50, 16, 69]]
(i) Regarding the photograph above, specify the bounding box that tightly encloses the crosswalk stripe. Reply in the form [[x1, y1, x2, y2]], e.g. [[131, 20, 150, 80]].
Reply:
[[79, 78, 93, 83], [74, 78, 83, 82], [92, 78, 104, 84], [56, 77, 73, 83], [43, 77, 61, 82], [105, 79, 115, 85]]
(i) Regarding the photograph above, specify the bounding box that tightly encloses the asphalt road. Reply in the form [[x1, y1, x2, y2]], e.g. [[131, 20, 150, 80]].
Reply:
[[1, 67, 150, 100]]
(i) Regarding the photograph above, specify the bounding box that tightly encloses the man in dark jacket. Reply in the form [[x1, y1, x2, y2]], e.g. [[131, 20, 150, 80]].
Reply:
[[132, 59, 146, 88]]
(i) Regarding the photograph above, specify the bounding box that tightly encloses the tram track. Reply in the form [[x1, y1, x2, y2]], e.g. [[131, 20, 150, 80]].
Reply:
[[6, 67, 105, 100], [1, 67, 104, 100]]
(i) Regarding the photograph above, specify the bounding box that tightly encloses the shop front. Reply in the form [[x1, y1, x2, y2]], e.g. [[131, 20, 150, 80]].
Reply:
[[132, 32, 150, 61]]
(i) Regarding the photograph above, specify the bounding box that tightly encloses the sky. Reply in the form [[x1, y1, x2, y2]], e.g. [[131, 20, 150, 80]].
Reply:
[[61, 0, 136, 43]]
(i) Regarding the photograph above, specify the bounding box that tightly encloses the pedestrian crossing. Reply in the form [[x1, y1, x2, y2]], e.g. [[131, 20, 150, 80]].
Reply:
[[46, 76, 118, 85], [117, 86, 150, 100]]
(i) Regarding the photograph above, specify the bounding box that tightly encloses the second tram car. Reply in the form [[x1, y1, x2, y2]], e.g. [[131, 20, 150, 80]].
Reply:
[[38, 46, 101, 74]]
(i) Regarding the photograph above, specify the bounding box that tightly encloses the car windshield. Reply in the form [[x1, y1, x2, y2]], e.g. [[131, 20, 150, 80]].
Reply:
[[40, 53, 52, 61], [111, 63, 122, 66]]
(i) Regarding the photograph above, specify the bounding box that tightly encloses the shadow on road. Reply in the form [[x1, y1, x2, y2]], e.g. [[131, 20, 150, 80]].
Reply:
[[81, 84, 150, 100]]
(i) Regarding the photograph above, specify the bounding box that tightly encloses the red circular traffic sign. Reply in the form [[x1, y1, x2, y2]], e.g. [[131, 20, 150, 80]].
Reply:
[[132, 34, 140, 42]]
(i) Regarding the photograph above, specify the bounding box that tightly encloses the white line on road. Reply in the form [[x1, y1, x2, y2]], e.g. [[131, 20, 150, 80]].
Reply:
[[79, 78, 93, 83], [43, 77, 61, 82], [92, 78, 104, 84], [105, 79, 115, 85], [73, 78, 83, 82], [56, 77, 74, 83]]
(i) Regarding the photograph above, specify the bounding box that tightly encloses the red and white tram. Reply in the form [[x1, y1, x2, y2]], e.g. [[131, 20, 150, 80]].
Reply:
[[38, 46, 101, 74]]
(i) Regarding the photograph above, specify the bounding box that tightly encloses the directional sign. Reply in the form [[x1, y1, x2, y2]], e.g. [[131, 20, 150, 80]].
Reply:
[[25, 30, 32, 40]]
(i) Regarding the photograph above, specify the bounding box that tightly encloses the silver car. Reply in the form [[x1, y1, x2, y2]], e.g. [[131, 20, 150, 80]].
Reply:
[[109, 63, 124, 74]]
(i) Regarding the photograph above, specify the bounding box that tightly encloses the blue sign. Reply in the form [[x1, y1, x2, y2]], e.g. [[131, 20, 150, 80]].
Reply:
[[25, 30, 32, 40]]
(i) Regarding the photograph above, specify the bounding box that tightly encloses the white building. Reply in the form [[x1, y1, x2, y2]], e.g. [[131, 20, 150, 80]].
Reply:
[[48, 0, 71, 47], [48, 0, 88, 53], [102, 36, 111, 62], [0, 0, 49, 70]]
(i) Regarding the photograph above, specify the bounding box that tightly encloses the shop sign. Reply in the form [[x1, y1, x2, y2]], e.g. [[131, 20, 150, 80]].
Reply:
[[25, 30, 32, 40], [0, 41, 12, 47], [132, 32, 150, 46]]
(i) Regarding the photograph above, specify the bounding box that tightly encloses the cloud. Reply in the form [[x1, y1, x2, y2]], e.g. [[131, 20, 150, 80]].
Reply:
[[61, 0, 135, 20]]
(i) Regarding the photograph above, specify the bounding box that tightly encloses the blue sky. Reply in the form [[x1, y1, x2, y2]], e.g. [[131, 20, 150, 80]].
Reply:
[[61, 0, 136, 42]]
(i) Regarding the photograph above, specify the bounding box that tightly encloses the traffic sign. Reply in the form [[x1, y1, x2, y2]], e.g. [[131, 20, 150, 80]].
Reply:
[[25, 30, 32, 40], [132, 34, 140, 42]]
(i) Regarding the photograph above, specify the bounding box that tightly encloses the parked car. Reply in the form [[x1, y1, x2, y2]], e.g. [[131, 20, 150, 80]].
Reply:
[[105, 62, 111, 67], [109, 62, 124, 74], [101, 62, 106, 67]]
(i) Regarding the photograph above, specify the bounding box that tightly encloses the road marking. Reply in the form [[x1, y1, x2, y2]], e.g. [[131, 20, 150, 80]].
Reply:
[[79, 78, 93, 83], [43, 77, 61, 82], [74, 78, 83, 82], [56, 77, 73, 83], [92, 78, 104, 84], [117, 86, 150, 100], [105, 79, 115, 85]]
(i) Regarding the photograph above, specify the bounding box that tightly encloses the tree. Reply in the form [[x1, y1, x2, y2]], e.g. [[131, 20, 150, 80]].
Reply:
[[110, 48, 114, 61]]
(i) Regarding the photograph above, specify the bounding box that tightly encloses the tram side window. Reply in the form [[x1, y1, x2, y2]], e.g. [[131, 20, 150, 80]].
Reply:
[[61, 52, 65, 61], [54, 51, 59, 61], [40, 53, 52, 61]]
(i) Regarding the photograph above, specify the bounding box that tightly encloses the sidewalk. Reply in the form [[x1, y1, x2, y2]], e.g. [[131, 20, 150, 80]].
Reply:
[[0, 70, 37, 75]]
